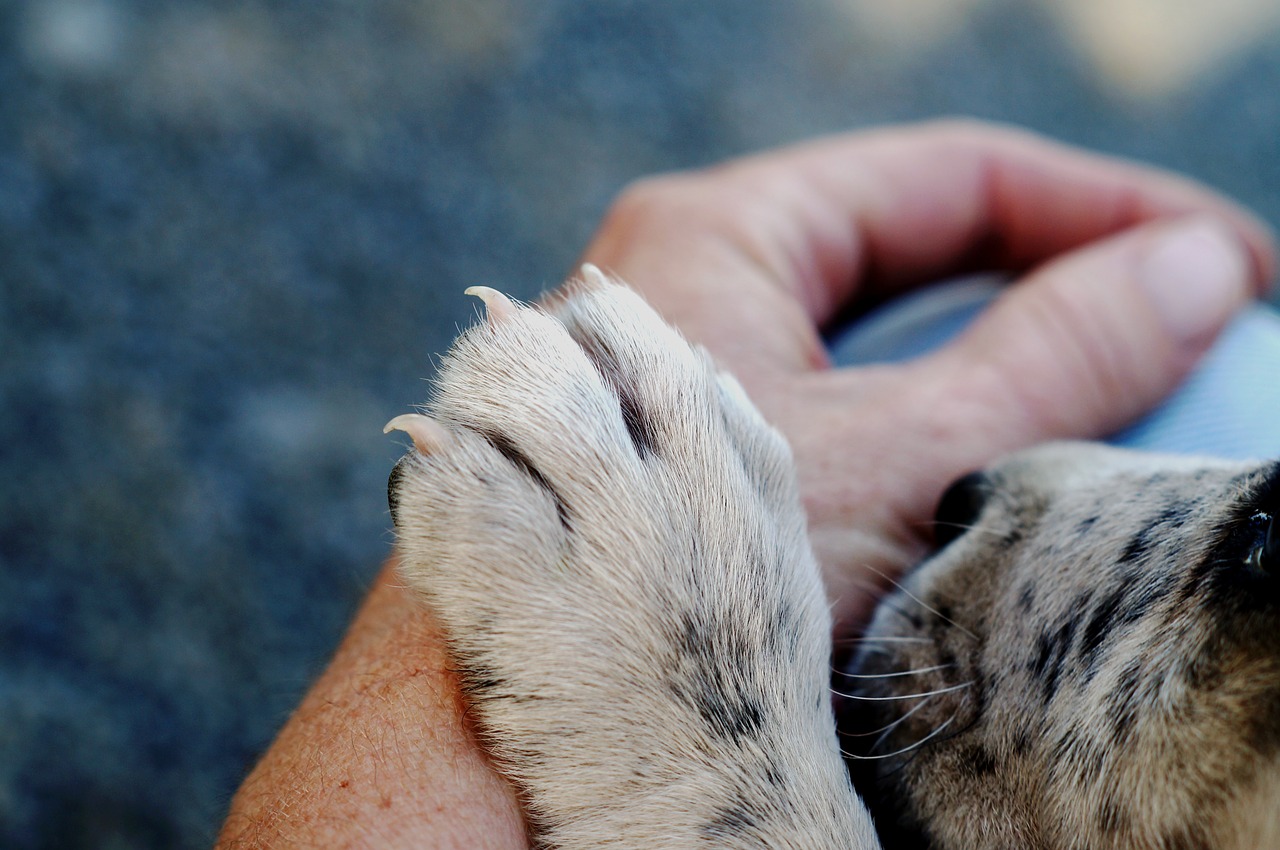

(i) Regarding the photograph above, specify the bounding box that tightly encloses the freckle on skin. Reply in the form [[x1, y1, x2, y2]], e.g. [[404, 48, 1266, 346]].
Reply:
[[380, 797, 393, 810], [339, 780, 350, 789]]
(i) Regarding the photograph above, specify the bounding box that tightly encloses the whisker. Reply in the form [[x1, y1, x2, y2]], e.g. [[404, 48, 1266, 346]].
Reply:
[[834, 663, 954, 681], [831, 635, 934, 659], [841, 579, 925, 628], [862, 565, 980, 642], [867, 702, 920, 755], [844, 712, 958, 761], [833, 635, 934, 645], [840, 693, 935, 739], [831, 680, 972, 702], [828, 577, 888, 617], [924, 520, 1007, 539], [834, 644, 908, 661], [844, 576, 890, 597]]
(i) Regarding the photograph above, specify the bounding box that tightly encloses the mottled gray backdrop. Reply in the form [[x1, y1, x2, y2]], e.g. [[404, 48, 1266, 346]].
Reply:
[[4, 0, 1280, 847]]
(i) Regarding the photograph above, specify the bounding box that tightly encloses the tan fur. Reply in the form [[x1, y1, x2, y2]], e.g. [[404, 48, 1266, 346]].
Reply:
[[1215, 760, 1280, 849], [846, 443, 1280, 849]]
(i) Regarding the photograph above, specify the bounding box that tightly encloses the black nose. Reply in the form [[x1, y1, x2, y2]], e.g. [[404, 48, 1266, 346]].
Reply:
[[933, 471, 990, 548]]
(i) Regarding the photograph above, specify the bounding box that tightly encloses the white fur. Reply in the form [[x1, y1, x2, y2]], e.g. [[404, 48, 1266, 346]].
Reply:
[[390, 276, 880, 848]]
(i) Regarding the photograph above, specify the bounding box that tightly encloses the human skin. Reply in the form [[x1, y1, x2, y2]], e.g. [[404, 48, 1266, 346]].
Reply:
[[217, 120, 1275, 849]]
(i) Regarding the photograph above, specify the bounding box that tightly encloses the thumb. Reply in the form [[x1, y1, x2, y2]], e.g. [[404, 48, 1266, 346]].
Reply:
[[924, 216, 1257, 454]]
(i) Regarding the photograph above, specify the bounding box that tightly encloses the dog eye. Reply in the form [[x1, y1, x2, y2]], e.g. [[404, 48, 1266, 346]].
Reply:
[[1243, 512, 1277, 575], [934, 471, 990, 548]]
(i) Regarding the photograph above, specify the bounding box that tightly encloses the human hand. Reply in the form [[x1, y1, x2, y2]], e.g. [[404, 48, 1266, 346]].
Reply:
[[218, 120, 1275, 848], [580, 119, 1276, 634]]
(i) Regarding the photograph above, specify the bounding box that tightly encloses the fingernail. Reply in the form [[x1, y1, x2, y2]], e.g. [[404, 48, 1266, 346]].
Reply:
[[1139, 218, 1250, 342]]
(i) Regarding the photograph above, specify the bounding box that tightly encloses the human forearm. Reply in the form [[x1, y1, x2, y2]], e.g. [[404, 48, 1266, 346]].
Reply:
[[217, 563, 528, 849]]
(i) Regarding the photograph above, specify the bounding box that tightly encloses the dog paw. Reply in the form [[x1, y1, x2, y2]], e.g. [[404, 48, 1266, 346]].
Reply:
[[388, 269, 879, 848]]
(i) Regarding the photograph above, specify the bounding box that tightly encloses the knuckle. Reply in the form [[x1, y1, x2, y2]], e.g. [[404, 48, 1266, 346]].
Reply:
[[915, 116, 1049, 157], [606, 173, 702, 226]]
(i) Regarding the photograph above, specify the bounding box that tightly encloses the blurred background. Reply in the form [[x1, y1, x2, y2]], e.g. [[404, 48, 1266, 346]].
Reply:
[[3, 0, 1280, 846]]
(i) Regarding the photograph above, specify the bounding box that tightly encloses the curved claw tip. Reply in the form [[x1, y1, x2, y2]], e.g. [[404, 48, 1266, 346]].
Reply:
[[464, 285, 517, 327], [578, 263, 611, 287], [383, 413, 448, 455]]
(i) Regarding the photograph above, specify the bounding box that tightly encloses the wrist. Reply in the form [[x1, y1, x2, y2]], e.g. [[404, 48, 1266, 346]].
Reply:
[[218, 564, 528, 849]]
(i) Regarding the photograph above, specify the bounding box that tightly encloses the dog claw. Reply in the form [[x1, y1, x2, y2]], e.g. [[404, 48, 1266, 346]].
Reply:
[[383, 413, 448, 454], [578, 263, 612, 288], [464, 286, 517, 327]]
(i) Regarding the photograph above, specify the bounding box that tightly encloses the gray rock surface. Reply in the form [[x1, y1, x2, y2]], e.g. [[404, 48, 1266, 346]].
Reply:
[[4, 1, 1279, 846]]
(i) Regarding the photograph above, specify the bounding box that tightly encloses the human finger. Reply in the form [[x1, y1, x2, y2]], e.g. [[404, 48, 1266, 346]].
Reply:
[[886, 215, 1253, 536], [585, 120, 1275, 337]]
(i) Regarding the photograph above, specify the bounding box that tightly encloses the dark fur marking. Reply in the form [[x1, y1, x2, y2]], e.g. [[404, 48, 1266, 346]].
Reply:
[[1017, 582, 1035, 614], [960, 745, 997, 777], [1076, 514, 1100, 535], [1120, 579, 1169, 625], [1076, 741, 1107, 784], [1160, 827, 1211, 850], [1081, 576, 1175, 673], [461, 659, 508, 697], [938, 647, 958, 675], [387, 456, 408, 528], [1107, 661, 1143, 746], [688, 678, 765, 742], [1118, 531, 1153, 565], [1119, 502, 1191, 564], [670, 613, 767, 743], [482, 430, 572, 531], [1080, 587, 1126, 667], [1179, 555, 1218, 607], [1032, 616, 1078, 704], [572, 331, 658, 458], [616, 385, 658, 458], [1246, 689, 1280, 758], [1178, 647, 1235, 710], [702, 803, 759, 839], [770, 598, 805, 658], [1098, 797, 1128, 834]]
